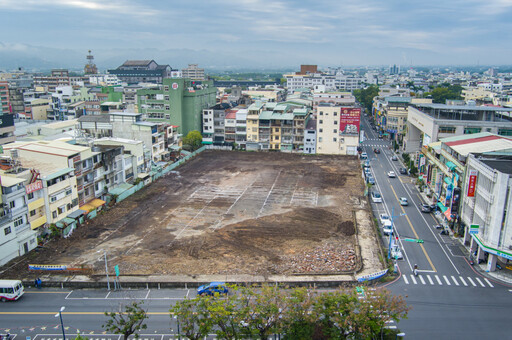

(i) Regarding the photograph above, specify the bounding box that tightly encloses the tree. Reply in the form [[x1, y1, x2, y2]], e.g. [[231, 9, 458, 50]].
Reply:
[[353, 85, 379, 114], [424, 84, 463, 103], [281, 287, 316, 340], [170, 297, 214, 340], [182, 130, 203, 151], [103, 301, 148, 340]]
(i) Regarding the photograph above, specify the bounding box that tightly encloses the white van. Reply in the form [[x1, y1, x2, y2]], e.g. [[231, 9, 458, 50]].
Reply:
[[0, 280, 24, 301]]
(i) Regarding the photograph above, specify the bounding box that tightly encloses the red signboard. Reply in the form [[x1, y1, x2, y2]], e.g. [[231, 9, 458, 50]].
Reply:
[[467, 170, 477, 197], [339, 108, 361, 135], [26, 180, 43, 194]]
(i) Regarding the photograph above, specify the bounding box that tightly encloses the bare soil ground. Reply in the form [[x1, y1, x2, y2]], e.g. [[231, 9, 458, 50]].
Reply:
[[1, 151, 379, 279]]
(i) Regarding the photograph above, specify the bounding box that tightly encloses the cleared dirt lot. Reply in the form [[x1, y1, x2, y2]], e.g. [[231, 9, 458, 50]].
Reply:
[[1, 151, 380, 279]]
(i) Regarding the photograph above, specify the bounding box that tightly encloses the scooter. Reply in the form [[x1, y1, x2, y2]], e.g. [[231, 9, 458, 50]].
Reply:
[[468, 256, 475, 266], [434, 225, 443, 230], [440, 229, 449, 235], [413, 264, 418, 276]]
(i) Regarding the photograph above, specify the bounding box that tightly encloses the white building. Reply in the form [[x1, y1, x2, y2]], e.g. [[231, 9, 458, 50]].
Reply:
[[462, 154, 512, 271], [235, 109, 248, 148], [304, 119, 317, 154], [316, 106, 360, 155]]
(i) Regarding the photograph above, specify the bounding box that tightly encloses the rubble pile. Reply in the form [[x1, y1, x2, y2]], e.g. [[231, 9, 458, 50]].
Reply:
[[273, 245, 357, 274]]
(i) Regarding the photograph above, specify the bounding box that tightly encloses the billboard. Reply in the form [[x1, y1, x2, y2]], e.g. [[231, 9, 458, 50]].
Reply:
[[340, 108, 361, 135], [451, 187, 461, 215], [467, 170, 478, 197]]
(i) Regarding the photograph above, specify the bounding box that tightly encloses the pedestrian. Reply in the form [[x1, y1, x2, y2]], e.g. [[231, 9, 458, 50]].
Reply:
[[34, 278, 38, 288], [37, 277, 42, 289]]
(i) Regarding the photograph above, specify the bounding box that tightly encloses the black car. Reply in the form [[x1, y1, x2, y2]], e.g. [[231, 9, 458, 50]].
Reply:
[[399, 167, 407, 174], [374, 148, 380, 154], [420, 203, 431, 213]]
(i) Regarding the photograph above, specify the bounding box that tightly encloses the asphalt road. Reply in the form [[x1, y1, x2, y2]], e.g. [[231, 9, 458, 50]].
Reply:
[[360, 113, 512, 339]]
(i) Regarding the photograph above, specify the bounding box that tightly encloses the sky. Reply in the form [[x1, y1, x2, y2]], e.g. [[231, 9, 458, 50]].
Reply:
[[0, 0, 511, 70]]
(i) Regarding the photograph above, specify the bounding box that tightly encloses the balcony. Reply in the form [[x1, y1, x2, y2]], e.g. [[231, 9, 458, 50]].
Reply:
[[30, 215, 47, 230], [0, 211, 12, 226]]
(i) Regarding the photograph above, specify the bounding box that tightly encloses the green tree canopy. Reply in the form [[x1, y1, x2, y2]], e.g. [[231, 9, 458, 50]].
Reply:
[[182, 130, 203, 151], [353, 85, 379, 113], [424, 84, 463, 103], [102, 301, 148, 340]]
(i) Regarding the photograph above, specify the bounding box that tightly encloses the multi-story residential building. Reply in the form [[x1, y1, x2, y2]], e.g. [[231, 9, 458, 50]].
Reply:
[[0, 81, 10, 114], [3, 141, 100, 206], [404, 103, 512, 153], [0, 113, 16, 145], [107, 60, 173, 84], [23, 98, 51, 120], [94, 137, 147, 175], [316, 106, 360, 155], [245, 102, 310, 152], [0, 175, 37, 266], [243, 89, 285, 103], [88, 74, 122, 86], [313, 91, 355, 115], [304, 118, 317, 154], [137, 78, 217, 135], [235, 109, 248, 149], [461, 153, 512, 272], [201, 103, 231, 144], [285, 65, 363, 92], [224, 110, 237, 143], [181, 64, 205, 81], [33, 69, 88, 93]]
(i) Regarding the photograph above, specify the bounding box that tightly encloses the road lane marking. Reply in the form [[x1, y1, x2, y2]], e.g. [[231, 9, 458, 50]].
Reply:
[[105, 291, 111, 299], [467, 277, 477, 287], [435, 275, 442, 285], [410, 275, 417, 284], [475, 277, 485, 287], [389, 185, 437, 272], [403, 275, 409, 284], [484, 278, 494, 288], [427, 275, 434, 285], [419, 275, 426, 284], [443, 275, 451, 285], [25, 291, 72, 294], [451, 276, 459, 286], [459, 276, 468, 286]]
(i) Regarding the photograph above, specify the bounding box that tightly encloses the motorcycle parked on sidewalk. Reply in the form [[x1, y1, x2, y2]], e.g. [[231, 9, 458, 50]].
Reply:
[[440, 229, 449, 235]]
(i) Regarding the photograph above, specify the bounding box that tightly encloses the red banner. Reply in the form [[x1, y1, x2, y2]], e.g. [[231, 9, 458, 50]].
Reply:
[[467, 170, 477, 197], [339, 108, 361, 135], [26, 180, 43, 194]]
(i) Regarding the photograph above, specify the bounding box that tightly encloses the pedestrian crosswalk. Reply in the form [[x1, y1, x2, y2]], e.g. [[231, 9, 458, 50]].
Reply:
[[402, 274, 495, 288]]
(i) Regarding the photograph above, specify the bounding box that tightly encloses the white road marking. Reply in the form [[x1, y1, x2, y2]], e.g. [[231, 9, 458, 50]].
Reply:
[[484, 278, 494, 288], [403, 275, 409, 284], [443, 275, 451, 285], [435, 275, 443, 285], [411, 275, 417, 284], [427, 275, 434, 285], [467, 277, 477, 287], [475, 277, 486, 287], [419, 275, 426, 284], [451, 276, 459, 286], [459, 276, 468, 286]]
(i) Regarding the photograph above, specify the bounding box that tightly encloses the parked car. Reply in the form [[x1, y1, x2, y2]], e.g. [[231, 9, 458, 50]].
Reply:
[[399, 197, 408, 206], [399, 167, 407, 175], [391, 155, 398, 161], [387, 171, 396, 178], [379, 213, 390, 225], [420, 203, 432, 213], [197, 282, 229, 296], [371, 191, 382, 203], [374, 148, 380, 154], [366, 176, 375, 185], [391, 246, 403, 260], [383, 221, 393, 236], [360, 152, 368, 160]]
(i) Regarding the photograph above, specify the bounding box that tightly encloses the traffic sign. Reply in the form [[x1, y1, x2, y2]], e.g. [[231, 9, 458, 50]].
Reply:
[[469, 224, 479, 235]]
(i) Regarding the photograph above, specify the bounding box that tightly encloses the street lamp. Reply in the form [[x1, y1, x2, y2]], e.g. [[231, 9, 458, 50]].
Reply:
[[173, 315, 181, 340], [97, 249, 110, 290], [54, 306, 66, 340]]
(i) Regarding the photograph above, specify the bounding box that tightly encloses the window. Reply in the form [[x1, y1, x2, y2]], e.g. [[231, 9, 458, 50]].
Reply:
[[319, 111, 323, 115], [319, 137, 323, 142], [319, 128, 323, 133], [4, 227, 11, 235], [58, 206, 66, 214], [334, 112, 337, 116], [334, 121, 338, 125], [464, 127, 481, 134], [319, 120, 323, 124], [52, 211, 58, 219], [14, 216, 23, 227], [9, 201, 15, 209], [28, 192, 34, 200], [333, 129, 337, 133], [438, 126, 456, 134], [498, 128, 512, 136], [333, 137, 337, 142], [30, 210, 36, 217], [164, 86, 169, 91], [67, 203, 72, 211]]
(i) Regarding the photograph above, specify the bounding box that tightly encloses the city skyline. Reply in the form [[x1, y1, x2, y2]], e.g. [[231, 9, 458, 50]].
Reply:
[[0, 0, 511, 69]]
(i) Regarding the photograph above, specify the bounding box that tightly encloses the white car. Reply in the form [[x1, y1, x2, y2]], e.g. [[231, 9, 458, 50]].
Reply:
[[371, 191, 382, 203], [379, 213, 390, 225], [399, 197, 408, 206], [382, 221, 393, 236], [390, 246, 403, 260], [387, 171, 396, 178]]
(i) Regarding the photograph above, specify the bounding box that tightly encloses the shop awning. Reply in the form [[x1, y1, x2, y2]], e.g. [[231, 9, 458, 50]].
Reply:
[[67, 209, 86, 219], [444, 208, 452, 221], [437, 202, 448, 213], [80, 199, 106, 213], [444, 177, 452, 185], [446, 161, 457, 170]]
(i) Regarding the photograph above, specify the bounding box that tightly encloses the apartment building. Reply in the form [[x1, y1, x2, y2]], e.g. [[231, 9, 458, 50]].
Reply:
[[0, 175, 37, 266], [404, 104, 512, 153], [94, 137, 147, 175], [313, 91, 355, 115], [304, 118, 317, 154], [181, 64, 205, 81], [316, 106, 360, 155], [0, 113, 16, 145], [202, 103, 231, 144], [243, 89, 285, 103], [107, 60, 173, 84], [235, 109, 248, 148], [0, 81, 10, 114], [138, 78, 217, 135]]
